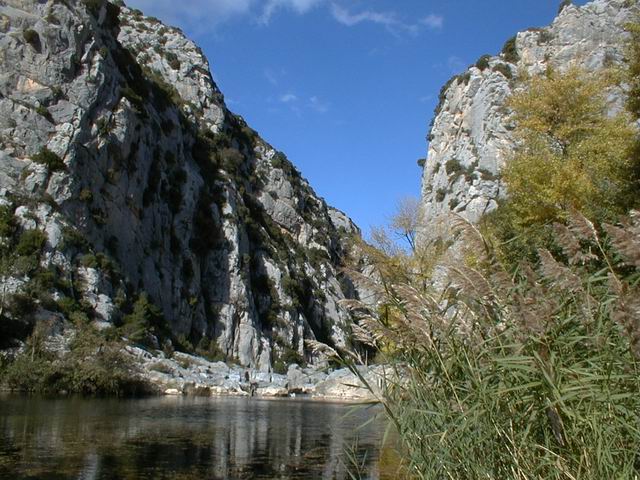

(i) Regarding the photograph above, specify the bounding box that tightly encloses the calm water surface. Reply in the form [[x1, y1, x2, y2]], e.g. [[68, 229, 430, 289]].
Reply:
[[0, 395, 391, 480]]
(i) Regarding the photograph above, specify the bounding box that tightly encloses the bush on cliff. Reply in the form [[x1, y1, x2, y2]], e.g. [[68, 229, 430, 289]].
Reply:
[[484, 67, 639, 266]]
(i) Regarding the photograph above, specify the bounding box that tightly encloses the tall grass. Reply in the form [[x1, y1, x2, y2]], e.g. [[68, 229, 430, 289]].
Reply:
[[341, 210, 640, 479]]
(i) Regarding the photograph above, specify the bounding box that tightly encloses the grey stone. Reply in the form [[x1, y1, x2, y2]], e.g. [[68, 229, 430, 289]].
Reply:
[[0, 0, 373, 371], [417, 0, 637, 246]]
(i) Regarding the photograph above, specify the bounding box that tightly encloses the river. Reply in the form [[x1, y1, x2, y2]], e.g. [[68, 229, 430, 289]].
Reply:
[[0, 395, 393, 479]]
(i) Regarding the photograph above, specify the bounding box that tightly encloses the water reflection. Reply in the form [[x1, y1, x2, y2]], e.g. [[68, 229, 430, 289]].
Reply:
[[0, 395, 389, 479]]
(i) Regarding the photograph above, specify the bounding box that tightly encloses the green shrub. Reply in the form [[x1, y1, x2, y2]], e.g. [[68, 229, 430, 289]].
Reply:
[[31, 147, 65, 171], [0, 205, 16, 238], [625, 22, 640, 118], [82, 0, 104, 16], [1, 325, 149, 396], [558, 0, 572, 14], [475, 54, 491, 71], [22, 29, 39, 47], [501, 35, 519, 63], [15, 229, 47, 257], [491, 62, 512, 79], [499, 68, 637, 228], [195, 337, 225, 362], [120, 293, 168, 348], [165, 51, 180, 70], [435, 188, 447, 202]]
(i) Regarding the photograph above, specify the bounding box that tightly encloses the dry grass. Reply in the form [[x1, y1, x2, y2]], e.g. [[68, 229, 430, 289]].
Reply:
[[331, 210, 640, 479]]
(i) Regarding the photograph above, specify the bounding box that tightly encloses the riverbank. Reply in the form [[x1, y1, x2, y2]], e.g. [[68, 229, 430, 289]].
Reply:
[[128, 346, 387, 401]]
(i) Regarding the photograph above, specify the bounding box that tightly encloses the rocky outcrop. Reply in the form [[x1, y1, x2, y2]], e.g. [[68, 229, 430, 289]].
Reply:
[[0, 0, 367, 370], [418, 0, 638, 244], [127, 346, 387, 401]]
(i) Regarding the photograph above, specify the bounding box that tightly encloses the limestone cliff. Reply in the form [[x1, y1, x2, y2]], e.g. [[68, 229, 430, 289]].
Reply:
[[418, 0, 638, 244], [0, 0, 364, 370]]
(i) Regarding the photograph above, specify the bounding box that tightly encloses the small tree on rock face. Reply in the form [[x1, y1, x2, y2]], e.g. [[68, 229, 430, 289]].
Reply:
[[502, 67, 637, 227], [390, 196, 422, 253]]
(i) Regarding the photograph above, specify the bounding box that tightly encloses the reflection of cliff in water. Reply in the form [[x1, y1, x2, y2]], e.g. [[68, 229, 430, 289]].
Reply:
[[0, 396, 387, 479]]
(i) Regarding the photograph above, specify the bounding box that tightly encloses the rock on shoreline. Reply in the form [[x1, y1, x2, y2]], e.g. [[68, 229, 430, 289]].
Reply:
[[129, 346, 388, 401]]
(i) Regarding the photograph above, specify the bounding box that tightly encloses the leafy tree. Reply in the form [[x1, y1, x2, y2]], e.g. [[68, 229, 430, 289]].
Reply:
[[504, 67, 636, 224], [121, 293, 166, 347], [485, 67, 638, 264], [390, 196, 421, 253]]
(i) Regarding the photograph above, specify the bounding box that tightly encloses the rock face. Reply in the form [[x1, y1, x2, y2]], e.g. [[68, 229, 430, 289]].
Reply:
[[418, 0, 637, 244], [0, 0, 365, 370], [127, 346, 387, 401]]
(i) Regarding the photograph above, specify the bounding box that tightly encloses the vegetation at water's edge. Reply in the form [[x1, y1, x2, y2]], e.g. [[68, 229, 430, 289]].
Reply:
[[332, 18, 640, 480]]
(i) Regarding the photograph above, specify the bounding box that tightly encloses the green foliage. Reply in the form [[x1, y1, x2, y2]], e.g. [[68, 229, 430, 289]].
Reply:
[[0, 205, 16, 239], [164, 51, 180, 70], [82, 0, 104, 15], [358, 213, 640, 479], [475, 54, 491, 71], [501, 35, 519, 63], [486, 68, 638, 264], [195, 337, 225, 362], [22, 29, 39, 47], [35, 105, 51, 121], [558, 0, 573, 14], [121, 86, 145, 114], [15, 229, 46, 257], [435, 188, 447, 202], [272, 347, 304, 374], [120, 293, 167, 348], [491, 62, 512, 79], [0, 324, 149, 396], [445, 158, 475, 181], [32, 147, 65, 171], [625, 21, 640, 118]]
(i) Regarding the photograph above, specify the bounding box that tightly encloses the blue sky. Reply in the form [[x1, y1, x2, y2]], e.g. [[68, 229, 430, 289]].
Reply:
[[125, 0, 588, 237]]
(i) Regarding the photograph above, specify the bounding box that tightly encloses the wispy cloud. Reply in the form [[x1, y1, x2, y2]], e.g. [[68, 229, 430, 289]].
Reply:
[[330, 3, 443, 36], [279, 93, 299, 103], [421, 14, 444, 30], [125, 0, 254, 32], [272, 93, 329, 115], [264, 67, 287, 86], [309, 96, 329, 113], [260, 0, 325, 24], [126, 0, 444, 37], [330, 4, 398, 28]]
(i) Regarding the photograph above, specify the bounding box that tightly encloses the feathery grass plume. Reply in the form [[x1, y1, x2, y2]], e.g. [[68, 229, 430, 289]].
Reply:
[[611, 286, 640, 359], [553, 222, 597, 265], [357, 209, 640, 479], [305, 339, 340, 360], [451, 214, 494, 265], [567, 207, 599, 243], [538, 248, 583, 292], [604, 214, 640, 268]]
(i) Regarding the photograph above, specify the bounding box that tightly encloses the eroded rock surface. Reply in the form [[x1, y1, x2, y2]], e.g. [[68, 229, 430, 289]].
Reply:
[[418, 0, 637, 244], [0, 0, 368, 370]]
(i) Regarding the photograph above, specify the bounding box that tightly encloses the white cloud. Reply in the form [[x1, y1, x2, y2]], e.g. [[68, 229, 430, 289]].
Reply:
[[330, 4, 397, 28], [421, 14, 443, 30], [125, 0, 255, 31], [279, 93, 299, 103], [126, 0, 443, 37], [330, 4, 443, 36], [264, 68, 279, 86], [309, 96, 329, 113], [260, 0, 325, 24]]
